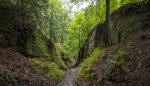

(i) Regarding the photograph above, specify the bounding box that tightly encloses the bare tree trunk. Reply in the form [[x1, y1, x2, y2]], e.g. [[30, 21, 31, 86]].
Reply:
[[105, 0, 111, 47], [79, 28, 81, 51]]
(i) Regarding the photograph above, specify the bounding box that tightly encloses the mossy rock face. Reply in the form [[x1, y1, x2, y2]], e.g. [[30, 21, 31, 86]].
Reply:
[[77, 3, 150, 64], [0, 2, 67, 70], [0, 2, 60, 59], [0, 2, 52, 58], [27, 30, 52, 58]]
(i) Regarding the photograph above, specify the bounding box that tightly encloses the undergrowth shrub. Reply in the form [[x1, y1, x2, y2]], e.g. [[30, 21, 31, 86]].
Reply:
[[77, 48, 105, 80], [108, 48, 127, 64], [107, 48, 129, 74], [31, 59, 65, 83], [54, 43, 69, 69], [6, 71, 13, 81]]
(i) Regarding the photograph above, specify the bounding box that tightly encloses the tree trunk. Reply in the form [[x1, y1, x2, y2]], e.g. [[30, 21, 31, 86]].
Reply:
[[79, 28, 81, 51], [105, 0, 111, 47]]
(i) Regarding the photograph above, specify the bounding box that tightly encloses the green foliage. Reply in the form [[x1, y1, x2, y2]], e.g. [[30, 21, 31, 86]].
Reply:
[[127, 42, 132, 46], [6, 72, 13, 81], [77, 48, 105, 80], [107, 48, 129, 73], [117, 48, 127, 62], [30, 59, 42, 75], [137, 61, 142, 69], [54, 43, 71, 69], [106, 48, 128, 75], [109, 48, 127, 64], [31, 76, 38, 85], [121, 65, 129, 73], [138, 50, 143, 55], [97, 75, 103, 84], [31, 59, 65, 83], [31, 65, 42, 76], [19, 63, 26, 71], [106, 65, 113, 76], [54, 55, 68, 70], [64, 12, 88, 57], [45, 64, 65, 83], [88, 73, 95, 80], [0, 64, 4, 74]]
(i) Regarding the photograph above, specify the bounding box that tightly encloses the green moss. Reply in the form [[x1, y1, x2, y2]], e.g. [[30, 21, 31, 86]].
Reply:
[[77, 48, 105, 80]]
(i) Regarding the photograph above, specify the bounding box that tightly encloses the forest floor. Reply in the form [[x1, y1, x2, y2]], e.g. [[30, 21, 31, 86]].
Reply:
[[0, 49, 56, 86], [77, 29, 150, 86], [57, 68, 78, 86]]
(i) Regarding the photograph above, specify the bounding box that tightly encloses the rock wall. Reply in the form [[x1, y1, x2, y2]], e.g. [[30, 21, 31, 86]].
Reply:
[[0, 2, 69, 69], [0, 2, 55, 58], [76, 2, 150, 65]]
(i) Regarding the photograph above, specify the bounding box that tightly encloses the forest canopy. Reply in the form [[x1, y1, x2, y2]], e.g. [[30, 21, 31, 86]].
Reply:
[[64, 0, 145, 57]]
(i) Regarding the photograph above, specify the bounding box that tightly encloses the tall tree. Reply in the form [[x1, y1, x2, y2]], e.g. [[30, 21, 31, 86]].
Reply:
[[105, 0, 111, 46]]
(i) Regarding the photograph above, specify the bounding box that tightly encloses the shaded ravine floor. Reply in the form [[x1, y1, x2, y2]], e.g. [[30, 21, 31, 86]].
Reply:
[[57, 68, 78, 86]]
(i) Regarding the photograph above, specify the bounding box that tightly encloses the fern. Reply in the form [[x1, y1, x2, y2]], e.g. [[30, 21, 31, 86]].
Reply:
[[6, 72, 13, 81], [121, 65, 129, 73]]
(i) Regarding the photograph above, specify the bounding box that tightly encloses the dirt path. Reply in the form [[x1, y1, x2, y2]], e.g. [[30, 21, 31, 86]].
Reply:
[[57, 68, 78, 86]]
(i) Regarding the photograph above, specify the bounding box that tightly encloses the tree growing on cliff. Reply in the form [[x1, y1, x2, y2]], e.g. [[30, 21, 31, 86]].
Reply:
[[105, 0, 111, 46]]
